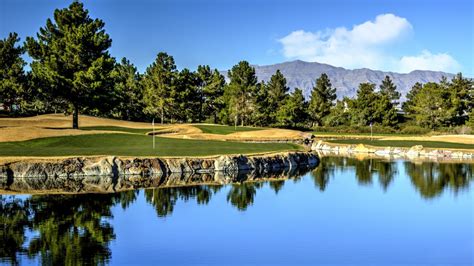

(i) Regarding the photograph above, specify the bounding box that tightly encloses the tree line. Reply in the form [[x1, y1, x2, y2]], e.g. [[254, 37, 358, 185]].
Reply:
[[1, 2, 473, 130]]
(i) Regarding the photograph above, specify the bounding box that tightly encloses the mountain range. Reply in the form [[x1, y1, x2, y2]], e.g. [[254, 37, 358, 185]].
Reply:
[[223, 60, 456, 101]]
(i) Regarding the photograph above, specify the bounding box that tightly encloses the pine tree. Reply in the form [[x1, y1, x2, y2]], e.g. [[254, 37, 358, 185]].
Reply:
[[252, 81, 271, 126], [308, 73, 337, 127], [325, 99, 351, 127], [403, 82, 423, 115], [449, 73, 473, 125], [351, 82, 378, 126], [373, 93, 398, 127], [276, 88, 307, 127], [266, 70, 289, 124], [174, 68, 199, 122], [0, 32, 26, 112], [409, 82, 453, 128], [379, 75, 400, 105], [110, 58, 144, 121], [26, 2, 114, 128], [226, 61, 258, 126], [142, 52, 177, 124], [196, 65, 225, 123]]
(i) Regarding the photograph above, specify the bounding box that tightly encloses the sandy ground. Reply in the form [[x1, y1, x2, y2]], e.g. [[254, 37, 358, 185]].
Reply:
[[0, 113, 154, 128], [163, 126, 310, 141], [0, 114, 310, 142], [316, 132, 474, 145], [380, 135, 474, 145], [0, 114, 158, 142]]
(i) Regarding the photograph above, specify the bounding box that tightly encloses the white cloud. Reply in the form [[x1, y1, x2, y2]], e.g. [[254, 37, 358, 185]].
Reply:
[[278, 13, 461, 73], [398, 50, 461, 73]]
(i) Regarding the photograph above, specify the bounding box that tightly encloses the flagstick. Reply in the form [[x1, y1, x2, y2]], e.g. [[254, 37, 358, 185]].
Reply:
[[152, 118, 155, 150]]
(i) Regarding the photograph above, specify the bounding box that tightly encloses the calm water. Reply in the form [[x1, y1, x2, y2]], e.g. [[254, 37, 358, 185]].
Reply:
[[1, 156, 473, 265]]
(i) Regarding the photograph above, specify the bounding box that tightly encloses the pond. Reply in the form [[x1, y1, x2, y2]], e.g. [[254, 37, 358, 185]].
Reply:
[[0, 156, 472, 265]]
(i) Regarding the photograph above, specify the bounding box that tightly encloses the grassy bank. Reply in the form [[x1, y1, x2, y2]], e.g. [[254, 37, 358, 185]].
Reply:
[[0, 134, 302, 157], [327, 139, 474, 150], [194, 125, 264, 135]]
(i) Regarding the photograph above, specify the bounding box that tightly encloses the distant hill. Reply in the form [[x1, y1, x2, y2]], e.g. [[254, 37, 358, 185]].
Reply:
[[222, 60, 456, 101]]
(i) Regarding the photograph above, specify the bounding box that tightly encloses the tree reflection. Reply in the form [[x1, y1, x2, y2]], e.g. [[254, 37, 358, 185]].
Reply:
[[2, 157, 472, 265], [405, 161, 473, 199], [0, 191, 138, 265], [269, 180, 285, 194], [226, 182, 264, 211], [310, 156, 398, 191], [0, 196, 31, 266], [373, 160, 397, 191], [26, 194, 119, 265], [145, 185, 215, 217]]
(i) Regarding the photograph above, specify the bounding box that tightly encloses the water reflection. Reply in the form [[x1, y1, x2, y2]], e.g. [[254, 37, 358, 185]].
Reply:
[[310, 156, 398, 191], [1, 157, 473, 265], [405, 161, 473, 199], [144, 185, 219, 217], [0, 193, 133, 265]]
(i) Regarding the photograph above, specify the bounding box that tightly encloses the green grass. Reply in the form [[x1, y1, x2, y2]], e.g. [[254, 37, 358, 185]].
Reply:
[[0, 134, 302, 157], [194, 124, 264, 135], [327, 139, 474, 150], [80, 126, 153, 134]]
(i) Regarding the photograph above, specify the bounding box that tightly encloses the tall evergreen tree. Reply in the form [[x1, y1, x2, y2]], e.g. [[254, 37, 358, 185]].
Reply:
[[276, 88, 307, 127], [26, 2, 114, 128], [0, 32, 26, 112], [350, 83, 378, 126], [266, 70, 289, 124], [403, 82, 423, 115], [173, 68, 199, 122], [449, 73, 473, 125], [142, 52, 177, 124], [349, 82, 398, 126], [325, 98, 351, 127], [308, 73, 337, 127], [252, 81, 272, 126], [379, 75, 400, 105], [109, 58, 144, 120], [408, 82, 454, 128], [226, 61, 258, 126], [373, 93, 398, 127], [196, 65, 225, 123]]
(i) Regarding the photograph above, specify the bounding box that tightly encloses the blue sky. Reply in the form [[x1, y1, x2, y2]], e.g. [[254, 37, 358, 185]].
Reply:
[[1, 0, 473, 75]]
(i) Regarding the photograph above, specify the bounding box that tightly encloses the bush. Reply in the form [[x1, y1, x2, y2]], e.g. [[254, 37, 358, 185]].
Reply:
[[313, 125, 397, 134], [400, 125, 431, 135], [453, 126, 472, 134]]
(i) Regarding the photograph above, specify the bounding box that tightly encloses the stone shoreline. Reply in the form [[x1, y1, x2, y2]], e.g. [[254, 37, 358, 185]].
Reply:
[[311, 140, 474, 161], [0, 152, 319, 179]]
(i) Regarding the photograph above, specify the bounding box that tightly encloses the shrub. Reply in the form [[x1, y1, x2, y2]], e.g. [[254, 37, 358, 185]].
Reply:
[[400, 125, 430, 135]]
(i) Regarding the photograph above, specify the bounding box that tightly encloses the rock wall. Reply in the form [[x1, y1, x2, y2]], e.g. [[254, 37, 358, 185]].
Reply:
[[312, 140, 474, 161], [0, 152, 318, 179]]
